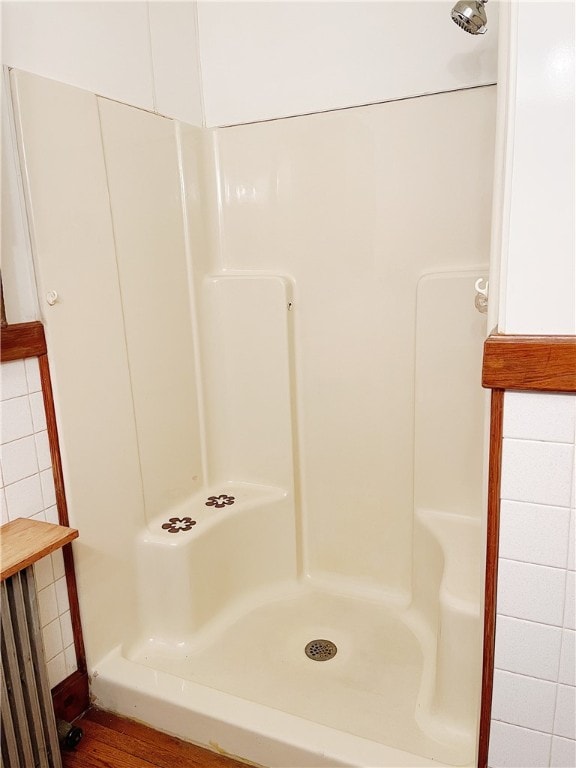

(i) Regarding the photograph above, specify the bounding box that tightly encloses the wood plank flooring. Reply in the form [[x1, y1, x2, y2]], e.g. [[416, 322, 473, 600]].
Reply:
[[61, 709, 254, 768]]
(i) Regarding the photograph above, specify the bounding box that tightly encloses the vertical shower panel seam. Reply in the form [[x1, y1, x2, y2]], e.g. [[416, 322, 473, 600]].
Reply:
[[95, 96, 148, 522], [174, 122, 209, 488]]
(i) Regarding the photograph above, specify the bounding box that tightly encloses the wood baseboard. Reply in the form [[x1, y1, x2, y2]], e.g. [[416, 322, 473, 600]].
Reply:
[[52, 670, 90, 723]]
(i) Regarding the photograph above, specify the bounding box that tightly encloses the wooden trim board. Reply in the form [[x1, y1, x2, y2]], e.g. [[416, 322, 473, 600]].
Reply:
[[483, 334, 576, 392], [52, 670, 90, 725], [1, 321, 47, 361], [38, 352, 89, 683], [0, 518, 78, 580], [477, 389, 504, 768]]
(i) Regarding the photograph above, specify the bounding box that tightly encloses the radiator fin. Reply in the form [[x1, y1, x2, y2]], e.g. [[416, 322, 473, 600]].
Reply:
[[1, 569, 63, 768]]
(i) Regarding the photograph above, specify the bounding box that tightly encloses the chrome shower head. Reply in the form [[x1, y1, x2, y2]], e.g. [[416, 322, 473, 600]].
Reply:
[[451, 0, 488, 35]]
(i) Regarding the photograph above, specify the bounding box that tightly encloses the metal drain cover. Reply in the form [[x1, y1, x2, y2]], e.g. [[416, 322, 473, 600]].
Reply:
[[305, 639, 337, 661]]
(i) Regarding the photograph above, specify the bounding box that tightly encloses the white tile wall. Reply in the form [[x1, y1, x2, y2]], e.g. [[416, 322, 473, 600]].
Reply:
[[489, 392, 576, 768], [500, 439, 574, 508], [35, 551, 78, 689], [1, 358, 77, 689], [564, 571, 575, 631], [503, 393, 576, 444], [492, 670, 557, 733], [499, 501, 571, 568], [490, 721, 552, 768], [496, 559, 566, 626], [558, 630, 576, 687], [553, 684, 576, 741], [2, 435, 40, 485], [551, 736, 576, 768], [494, 617, 562, 682]]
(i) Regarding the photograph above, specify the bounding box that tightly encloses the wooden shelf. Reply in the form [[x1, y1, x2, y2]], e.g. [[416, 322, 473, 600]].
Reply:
[[1, 518, 78, 581]]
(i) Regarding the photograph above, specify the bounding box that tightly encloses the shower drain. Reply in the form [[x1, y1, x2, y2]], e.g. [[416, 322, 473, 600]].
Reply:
[[305, 639, 337, 661]]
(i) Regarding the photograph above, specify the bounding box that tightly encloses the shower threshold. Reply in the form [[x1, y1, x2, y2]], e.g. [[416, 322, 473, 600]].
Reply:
[[92, 585, 475, 768]]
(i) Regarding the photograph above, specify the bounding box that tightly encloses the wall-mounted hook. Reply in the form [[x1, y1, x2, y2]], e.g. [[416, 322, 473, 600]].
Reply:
[[46, 290, 59, 306], [474, 278, 488, 314]]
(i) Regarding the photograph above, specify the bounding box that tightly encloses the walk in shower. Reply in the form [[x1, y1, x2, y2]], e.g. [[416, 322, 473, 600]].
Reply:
[[11, 62, 496, 766]]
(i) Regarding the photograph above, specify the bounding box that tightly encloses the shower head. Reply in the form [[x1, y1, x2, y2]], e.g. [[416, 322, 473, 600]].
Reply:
[[450, 0, 488, 35]]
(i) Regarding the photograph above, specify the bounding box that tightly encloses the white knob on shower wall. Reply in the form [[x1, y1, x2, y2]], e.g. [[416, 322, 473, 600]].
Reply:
[[474, 278, 488, 314], [46, 290, 59, 306]]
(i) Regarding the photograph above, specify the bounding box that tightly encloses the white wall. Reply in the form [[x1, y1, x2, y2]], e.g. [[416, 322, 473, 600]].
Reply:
[[148, 2, 203, 125], [1, 73, 39, 323], [497, 1, 575, 335], [2, 1, 497, 129], [197, 1, 498, 126], [1, 1, 203, 125]]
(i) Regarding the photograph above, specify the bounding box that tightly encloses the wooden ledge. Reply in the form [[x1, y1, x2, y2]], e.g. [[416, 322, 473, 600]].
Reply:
[[1, 518, 78, 580], [1, 321, 47, 362], [482, 334, 576, 393]]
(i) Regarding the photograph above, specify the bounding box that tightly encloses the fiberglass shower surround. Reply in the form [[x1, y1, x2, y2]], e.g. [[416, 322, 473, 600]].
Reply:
[[12, 65, 496, 767]]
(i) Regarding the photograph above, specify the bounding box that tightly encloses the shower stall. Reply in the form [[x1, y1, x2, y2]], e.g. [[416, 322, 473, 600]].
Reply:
[[10, 54, 496, 767]]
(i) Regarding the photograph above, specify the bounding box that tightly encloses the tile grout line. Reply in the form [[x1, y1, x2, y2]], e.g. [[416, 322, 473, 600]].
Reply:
[[549, 561, 572, 750], [499, 555, 573, 574], [500, 496, 573, 510], [496, 610, 565, 630], [502, 435, 576, 446], [494, 667, 576, 689], [496, 615, 576, 633], [491, 717, 555, 737], [500, 497, 576, 512]]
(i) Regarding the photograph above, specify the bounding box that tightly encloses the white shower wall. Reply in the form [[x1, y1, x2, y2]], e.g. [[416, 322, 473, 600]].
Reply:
[[212, 86, 496, 594], [11, 69, 496, 693], [97, 97, 205, 518]]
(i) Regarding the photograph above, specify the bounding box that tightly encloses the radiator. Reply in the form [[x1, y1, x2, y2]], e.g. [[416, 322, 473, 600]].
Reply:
[[1, 568, 63, 768]]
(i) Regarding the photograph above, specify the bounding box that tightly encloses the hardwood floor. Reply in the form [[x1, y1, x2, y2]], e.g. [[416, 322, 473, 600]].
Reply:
[[61, 709, 254, 768]]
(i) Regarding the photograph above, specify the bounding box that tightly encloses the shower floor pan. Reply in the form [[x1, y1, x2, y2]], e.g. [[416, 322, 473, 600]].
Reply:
[[92, 585, 475, 767]]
